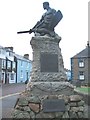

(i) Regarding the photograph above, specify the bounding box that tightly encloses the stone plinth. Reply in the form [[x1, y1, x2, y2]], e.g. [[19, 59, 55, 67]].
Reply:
[[30, 35, 67, 82], [28, 82, 74, 96], [12, 35, 87, 119], [12, 93, 87, 118], [27, 35, 71, 97]]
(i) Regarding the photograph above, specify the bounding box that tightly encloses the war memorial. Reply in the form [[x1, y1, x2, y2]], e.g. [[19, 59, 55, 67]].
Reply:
[[12, 2, 88, 119]]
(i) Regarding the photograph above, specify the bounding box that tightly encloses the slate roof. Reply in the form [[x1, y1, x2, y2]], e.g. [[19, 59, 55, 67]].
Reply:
[[14, 53, 32, 62], [72, 46, 90, 58]]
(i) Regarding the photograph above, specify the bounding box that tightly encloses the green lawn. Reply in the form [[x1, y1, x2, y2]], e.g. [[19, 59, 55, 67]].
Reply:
[[76, 87, 90, 93]]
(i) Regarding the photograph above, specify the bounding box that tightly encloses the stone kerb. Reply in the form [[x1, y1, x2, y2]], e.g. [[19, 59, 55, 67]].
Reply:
[[30, 35, 67, 82]]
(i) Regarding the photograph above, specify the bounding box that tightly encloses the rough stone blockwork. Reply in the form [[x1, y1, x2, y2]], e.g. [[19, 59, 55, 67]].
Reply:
[[12, 35, 88, 118], [12, 93, 87, 118]]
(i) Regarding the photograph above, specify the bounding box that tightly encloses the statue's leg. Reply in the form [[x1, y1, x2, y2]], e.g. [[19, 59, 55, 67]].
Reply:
[[32, 28, 55, 37], [31, 21, 55, 37]]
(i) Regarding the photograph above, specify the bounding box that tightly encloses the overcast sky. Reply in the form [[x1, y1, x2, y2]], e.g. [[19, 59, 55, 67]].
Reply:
[[0, 0, 88, 69]]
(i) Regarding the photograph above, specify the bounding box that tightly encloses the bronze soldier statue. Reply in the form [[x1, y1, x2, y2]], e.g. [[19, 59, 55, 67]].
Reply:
[[17, 2, 63, 37]]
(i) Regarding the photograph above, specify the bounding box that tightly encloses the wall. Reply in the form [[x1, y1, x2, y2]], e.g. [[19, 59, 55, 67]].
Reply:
[[71, 57, 89, 85], [17, 59, 32, 83]]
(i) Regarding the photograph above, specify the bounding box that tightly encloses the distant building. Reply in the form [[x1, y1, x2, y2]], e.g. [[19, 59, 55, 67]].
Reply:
[[0, 46, 32, 84], [5, 47, 16, 84], [14, 53, 32, 83], [0, 46, 7, 83], [71, 41, 90, 86], [65, 68, 71, 81]]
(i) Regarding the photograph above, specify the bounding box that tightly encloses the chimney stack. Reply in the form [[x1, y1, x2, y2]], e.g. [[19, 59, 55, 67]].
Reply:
[[5, 47, 13, 51], [24, 54, 29, 59]]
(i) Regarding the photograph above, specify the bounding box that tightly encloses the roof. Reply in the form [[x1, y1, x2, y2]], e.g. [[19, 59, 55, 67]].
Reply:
[[71, 46, 90, 58], [14, 53, 32, 62]]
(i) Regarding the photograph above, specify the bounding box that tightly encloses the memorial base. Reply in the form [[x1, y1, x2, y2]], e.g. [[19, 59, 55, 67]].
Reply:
[[12, 35, 88, 118], [12, 90, 87, 118]]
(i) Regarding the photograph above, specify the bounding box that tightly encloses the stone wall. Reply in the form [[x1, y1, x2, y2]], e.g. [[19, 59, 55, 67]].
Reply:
[[12, 93, 87, 118]]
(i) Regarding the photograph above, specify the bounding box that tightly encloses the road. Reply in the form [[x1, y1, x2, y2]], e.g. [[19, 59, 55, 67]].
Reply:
[[0, 83, 26, 118], [2, 83, 26, 96]]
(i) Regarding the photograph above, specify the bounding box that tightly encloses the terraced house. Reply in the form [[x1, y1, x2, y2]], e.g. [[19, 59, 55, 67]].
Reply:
[[14, 53, 32, 83], [71, 41, 90, 86], [0, 46, 32, 84]]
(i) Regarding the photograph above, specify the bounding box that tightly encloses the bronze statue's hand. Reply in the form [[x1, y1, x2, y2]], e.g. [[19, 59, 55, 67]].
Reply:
[[29, 29, 32, 34]]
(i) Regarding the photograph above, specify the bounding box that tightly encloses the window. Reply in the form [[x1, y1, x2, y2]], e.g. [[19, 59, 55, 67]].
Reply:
[[21, 61, 23, 67], [0, 49, 5, 54], [26, 62, 29, 69], [2, 60, 6, 68], [2, 73, 4, 81], [11, 73, 14, 80], [79, 71, 85, 80], [20, 70, 23, 78], [7, 61, 11, 69], [9, 52, 13, 56], [6, 52, 9, 56], [2, 50, 5, 54], [12, 62, 16, 69], [79, 59, 84, 67]]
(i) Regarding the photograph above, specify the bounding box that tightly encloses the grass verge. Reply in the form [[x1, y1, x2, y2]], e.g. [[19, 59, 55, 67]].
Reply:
[[76, 87, 90, 93]]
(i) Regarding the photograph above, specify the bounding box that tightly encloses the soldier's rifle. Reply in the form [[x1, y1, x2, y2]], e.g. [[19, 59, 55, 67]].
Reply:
[[17, 30, 32, 34], [17, 21, 44, 34]]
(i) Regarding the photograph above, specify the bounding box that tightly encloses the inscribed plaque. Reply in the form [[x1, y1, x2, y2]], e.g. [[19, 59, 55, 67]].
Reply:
[[40, 53, 58, 72], [43, 99, 65, 112]]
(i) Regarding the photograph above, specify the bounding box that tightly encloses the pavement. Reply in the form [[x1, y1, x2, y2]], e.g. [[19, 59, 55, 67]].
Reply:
[[2, 94, 20, 118], [0, 83, 26, 119]]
